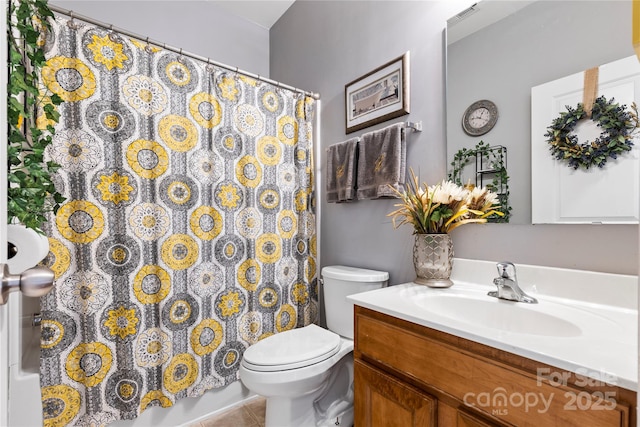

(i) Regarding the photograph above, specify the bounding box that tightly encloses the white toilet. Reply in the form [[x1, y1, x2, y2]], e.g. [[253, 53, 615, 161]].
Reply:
[[239, 265, 389, 427]]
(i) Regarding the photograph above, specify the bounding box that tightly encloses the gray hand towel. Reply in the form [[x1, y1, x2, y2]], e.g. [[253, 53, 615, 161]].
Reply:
[[326, 137, 359, 203], [356, 123, 406, 200]]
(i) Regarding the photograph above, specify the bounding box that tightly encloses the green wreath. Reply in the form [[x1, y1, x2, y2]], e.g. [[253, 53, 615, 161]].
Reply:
[[545, 96, 639, 169]]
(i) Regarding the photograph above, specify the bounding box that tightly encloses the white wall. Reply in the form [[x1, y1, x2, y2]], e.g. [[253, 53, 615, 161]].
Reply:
[[271, 0, 638, 280]]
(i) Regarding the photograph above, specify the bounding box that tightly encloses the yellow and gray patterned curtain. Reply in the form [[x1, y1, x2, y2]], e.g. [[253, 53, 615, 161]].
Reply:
[[38, 15, 317, 427]]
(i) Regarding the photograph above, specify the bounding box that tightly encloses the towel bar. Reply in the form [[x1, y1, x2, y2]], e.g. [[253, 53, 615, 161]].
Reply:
[[404, 121, 423, 132]]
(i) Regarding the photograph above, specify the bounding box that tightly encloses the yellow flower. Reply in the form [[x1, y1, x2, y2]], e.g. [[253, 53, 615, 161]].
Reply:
[[86, 34, 129, 70], [306, 256, 316, 282], [158, 114, 197, 152], [291, 283, 309, 305], [161, 234, 199, 270], [277, 210, 297, 239], [165, 61, 192, 86], [140, 390, 172, 412], [189, 92, 222, 128], [45, 238, 71, 280], [217, 183, 241, 209], [237, 259, 261, 292], [133, 265, 170, 304], [190, 206, 222, 240], [96, 172, 134, 204], [294, 190, 308, 212], [257, 136, 282, 166], [276, 304, 296, 332], [42, 56, 96, 102], [218, 290, 243, 318], [56, 200, 104, 244], [278, 116, 298, 145], [235, 155, 262, 188], [191, 319, 223, 356], [126, 139, 169, 179], [42, 384, 81, 427], [262, 91, 280, 112], [218, 75, 239, 101], [256, 233, 282, 264], [104, 305, 139, 339], [163, 353, 198, 394], [65, 342, 112, 387]]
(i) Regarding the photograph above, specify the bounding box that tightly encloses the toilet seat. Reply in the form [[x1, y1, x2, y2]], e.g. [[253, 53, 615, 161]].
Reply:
[[242, 324, 341, 372]]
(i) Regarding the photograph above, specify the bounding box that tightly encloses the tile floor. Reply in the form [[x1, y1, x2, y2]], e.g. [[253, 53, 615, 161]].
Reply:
[[191, 396, 266, 427]]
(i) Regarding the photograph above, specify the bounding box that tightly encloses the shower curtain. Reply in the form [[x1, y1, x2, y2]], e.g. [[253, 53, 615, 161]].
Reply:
[[38, 15, 317, 427]]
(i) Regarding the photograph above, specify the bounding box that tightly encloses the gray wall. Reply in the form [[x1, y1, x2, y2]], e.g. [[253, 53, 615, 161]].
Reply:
[[51, 0, 270, 76], [447, 1, 632, 225], [271, 0, 638, 279]]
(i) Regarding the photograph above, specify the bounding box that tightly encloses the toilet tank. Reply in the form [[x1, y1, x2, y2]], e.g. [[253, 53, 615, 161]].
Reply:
[[321, 265, 389, 339]]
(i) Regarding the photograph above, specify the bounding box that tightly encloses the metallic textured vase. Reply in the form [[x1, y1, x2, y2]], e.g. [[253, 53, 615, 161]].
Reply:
[[413, 234, 454, 288]]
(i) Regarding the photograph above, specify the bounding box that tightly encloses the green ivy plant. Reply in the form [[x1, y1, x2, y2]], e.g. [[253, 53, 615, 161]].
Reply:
[[7, 0, 64, 232], [448, 140, 511, 223]]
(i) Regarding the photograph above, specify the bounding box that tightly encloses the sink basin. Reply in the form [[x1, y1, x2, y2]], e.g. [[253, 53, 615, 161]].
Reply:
[[414, 293, 583, 337]]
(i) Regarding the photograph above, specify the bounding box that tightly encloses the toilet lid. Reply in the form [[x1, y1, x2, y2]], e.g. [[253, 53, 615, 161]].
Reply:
[[242, 324, 341, 372]]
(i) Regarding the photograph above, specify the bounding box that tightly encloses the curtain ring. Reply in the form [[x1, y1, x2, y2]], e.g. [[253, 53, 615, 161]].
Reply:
[[178, 48, 184, 63], [67, 10, 77, 28], [206, 57, 214, 74], [144, 37, 155, 53], [108, 23, 115, 41]]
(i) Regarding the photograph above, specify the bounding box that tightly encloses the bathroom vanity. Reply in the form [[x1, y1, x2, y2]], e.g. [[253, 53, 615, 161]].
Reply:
[[349, 259, 637, 426]]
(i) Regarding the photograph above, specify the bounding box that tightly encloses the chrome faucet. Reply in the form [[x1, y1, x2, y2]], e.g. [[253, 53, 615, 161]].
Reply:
[[488, 262, 537, 304]]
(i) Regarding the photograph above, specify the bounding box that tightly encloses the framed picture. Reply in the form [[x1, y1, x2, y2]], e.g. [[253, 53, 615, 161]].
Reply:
[[345, 51, 410, 134]]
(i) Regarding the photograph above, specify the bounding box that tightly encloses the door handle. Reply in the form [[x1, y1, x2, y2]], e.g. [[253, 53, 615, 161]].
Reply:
[[0, 264, 55, 305]]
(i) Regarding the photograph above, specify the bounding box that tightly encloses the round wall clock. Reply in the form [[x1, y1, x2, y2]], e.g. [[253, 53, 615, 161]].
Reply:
[[462, 100, 498, 136]]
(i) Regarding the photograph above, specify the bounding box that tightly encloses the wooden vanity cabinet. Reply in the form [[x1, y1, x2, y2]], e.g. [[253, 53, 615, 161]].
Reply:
[[354, 306, 636, 427]]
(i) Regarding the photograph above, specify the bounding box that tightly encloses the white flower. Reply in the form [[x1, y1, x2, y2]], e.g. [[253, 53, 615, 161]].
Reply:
[[467, 187, 499, 211], [122, 75, 168, 116], [429, 180, 467, 205], [48, 129, 101, 172], [59, 271, 109, 314], [135, 328, 171, 368], [129, 203, 170, 241]]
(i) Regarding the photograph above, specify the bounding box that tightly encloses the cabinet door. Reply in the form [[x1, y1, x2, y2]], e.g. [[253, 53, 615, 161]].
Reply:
[[355, 359, 436, 427], [457, 410, 502, 427]]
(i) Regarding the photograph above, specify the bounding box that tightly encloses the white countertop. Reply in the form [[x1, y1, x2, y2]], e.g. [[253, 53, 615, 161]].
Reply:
[[347, 259, 638, 392]]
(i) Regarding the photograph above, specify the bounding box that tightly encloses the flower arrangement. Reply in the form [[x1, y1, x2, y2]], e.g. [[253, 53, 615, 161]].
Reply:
[[388, 168, 503, 234]]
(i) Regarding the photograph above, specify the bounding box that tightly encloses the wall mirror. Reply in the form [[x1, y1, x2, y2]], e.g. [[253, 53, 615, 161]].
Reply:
[[446, 0, 634, 224]]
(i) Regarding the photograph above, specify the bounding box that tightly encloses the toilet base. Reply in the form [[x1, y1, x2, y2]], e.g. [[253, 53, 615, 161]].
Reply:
[[262, 352, 354, 427]]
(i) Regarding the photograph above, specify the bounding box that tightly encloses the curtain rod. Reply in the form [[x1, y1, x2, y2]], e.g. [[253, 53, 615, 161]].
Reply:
[[47, 5, 321, 100]]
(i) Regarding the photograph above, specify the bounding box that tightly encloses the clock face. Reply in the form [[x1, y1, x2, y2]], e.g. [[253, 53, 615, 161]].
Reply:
[[468, 107, 491, 128], [462, 100, 498, 136]]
